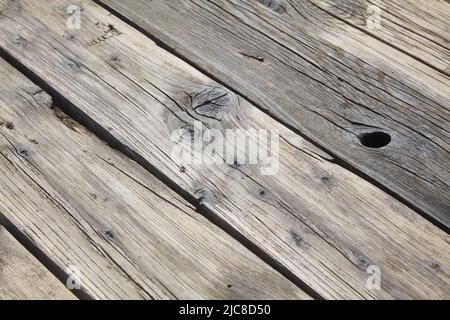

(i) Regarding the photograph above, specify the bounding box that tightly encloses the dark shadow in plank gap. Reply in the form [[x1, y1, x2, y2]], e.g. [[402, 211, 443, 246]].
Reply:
[[0, 47, 322, 300], [0, 214, 93, 300], [88, 0, 450, 235]]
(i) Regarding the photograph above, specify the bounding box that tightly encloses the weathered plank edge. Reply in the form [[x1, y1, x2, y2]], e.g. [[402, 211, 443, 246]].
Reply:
[[90, 0, 450, 232], [0, 47, 321, 300], [310, 0, 450, 77], [0, 213, 91, 300], [0, 223, 80, 300], [0, 0, 446, 300]]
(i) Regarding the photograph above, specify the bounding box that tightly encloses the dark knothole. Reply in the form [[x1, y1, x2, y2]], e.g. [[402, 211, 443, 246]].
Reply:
[[18, 149, 30, 157], [359, 131, 391, 149], [104, 230, 115, 240]]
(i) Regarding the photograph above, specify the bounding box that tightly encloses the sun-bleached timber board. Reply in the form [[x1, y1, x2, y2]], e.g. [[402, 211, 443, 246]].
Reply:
[[0, 0, 449, 299], [98, 0, 450, 228], [0, 58, 308, 300], [310, 0, 450, 74], [0, 225, 77, 300]]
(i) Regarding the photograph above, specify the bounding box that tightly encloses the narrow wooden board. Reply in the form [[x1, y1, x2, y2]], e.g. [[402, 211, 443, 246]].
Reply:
[[0, 0, 449, 299], [0, 59, 307, 300], [97, 0, 450, 227], [310, 0, 450, 75], [0, 225, 77, 300]]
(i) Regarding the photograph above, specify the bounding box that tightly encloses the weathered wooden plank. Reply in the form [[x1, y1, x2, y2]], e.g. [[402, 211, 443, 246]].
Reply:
[[0, 225, 77, 300], [0, 0, 449, 299], [310, 0, 450, 74], [97, 0, 450, 227], [0, 59, 307, 300]]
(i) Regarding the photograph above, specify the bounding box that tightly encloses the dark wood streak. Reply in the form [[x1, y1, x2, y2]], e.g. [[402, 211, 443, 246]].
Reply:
[[98, 0, 450, 228]]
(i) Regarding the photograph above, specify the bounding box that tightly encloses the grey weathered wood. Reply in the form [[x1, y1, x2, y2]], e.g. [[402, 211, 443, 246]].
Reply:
[[0, 225, 77, 300], [0, 59, 308, 300], [310, 0, 450, 74], [98, 0, 450, 228], [0, 0, 449, 299]]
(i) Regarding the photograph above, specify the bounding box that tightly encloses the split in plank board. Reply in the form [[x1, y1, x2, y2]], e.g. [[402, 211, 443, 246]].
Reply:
[[98, 0, 450, 227], [1, 0, 449, 299], [0, 225, 76, 300], [0, 58, 307, 300]]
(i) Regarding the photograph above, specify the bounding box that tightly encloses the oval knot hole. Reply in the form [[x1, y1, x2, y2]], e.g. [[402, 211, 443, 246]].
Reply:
[[359, 132, 391, 148], [257, 0, 286, 13]]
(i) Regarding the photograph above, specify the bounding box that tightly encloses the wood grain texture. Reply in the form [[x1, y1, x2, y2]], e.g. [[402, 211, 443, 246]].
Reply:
[[0, 59, 307, 300], [0, 225, 77, 300], [98, 0, 450, 227], [0, 0, 449, 299], [311, 0, 450, 74]]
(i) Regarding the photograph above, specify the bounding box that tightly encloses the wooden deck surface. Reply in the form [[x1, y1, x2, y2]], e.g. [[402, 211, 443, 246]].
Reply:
[[0, 0, 448, 300], [0, 225, 76, 299]]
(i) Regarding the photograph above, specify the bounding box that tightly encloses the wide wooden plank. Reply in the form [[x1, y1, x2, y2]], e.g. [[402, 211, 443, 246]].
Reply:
[[0, 59, 307, 300], [311, 0, 450, 74], [0, 0, 449, 299], [98, 0, 450, 227], [0, 225, 77, 300]]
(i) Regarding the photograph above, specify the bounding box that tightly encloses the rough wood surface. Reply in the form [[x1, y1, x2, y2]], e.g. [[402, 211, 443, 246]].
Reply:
[[0, 0, 449, 299], [98, 0, 450, 227], [0, 225, 77, 300], [311, 0, 450, 74], [0, 58, 307, 300]]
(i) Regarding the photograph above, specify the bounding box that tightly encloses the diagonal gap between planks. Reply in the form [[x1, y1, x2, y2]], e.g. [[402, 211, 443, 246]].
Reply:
[[91, 0, 449, 234], [0, 0, 446, 300], [0, 47, 323, 300], [0, 214, 92, 300], [307, 0, 450, 78], [0, 55, 309, 299], [0, 224, 77, 299], [94, 0, 450, 229]]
